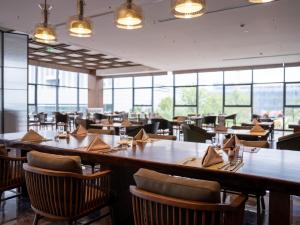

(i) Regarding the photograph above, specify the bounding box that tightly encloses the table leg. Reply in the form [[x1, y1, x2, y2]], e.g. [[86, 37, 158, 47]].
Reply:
[[269, 191, 291, 225]]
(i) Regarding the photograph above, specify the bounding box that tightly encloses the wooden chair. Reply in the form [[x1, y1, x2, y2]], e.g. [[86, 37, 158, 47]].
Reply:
[[148, 133, 177, 141], [23, 151, 113, 225], [277, 132, 300, 151], [143, 122, 160, 134], [88, 128, 115, 135], [55, 112, 69, 131], [182, 124, 215, 143], [0, 148, 26, 201], [202, 116, 217, 128], [151, 118, 173, 135], [130, 185, 247, 225]]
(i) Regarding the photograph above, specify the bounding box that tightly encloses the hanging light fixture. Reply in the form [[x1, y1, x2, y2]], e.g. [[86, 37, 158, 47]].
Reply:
[[68, 0, 92, 37], [248, 0, 275, 3], [33, 0, 57, 43], [115, 0, 143, 30], [172, 0, 205, 18]]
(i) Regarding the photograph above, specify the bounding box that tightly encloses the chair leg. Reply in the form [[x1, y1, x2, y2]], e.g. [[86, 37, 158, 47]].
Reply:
[[33, 213, 41, 225], [110, 206, 116, 225], [256, 195, 262, 225], [0, 191, 3, 202], [261, 196, 266, 211], [222, 191, 227, 203]]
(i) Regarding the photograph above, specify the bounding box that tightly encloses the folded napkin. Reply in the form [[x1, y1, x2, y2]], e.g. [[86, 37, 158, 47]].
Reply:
[[250, 124, 265, 133], [86, 136, 111, 151], [121, 119, 132, 127], [223, 135, 240, 149], [134, 129, 149, 142], [215, 125, 227, 132], [72, 125, 87, 136], [21, 129, 45, 142], [202, 146, 223, 167]]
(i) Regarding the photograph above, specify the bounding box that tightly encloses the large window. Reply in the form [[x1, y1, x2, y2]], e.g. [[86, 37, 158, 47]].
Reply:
[[103, 65, 300, 130], [28, 65, 88, 115]]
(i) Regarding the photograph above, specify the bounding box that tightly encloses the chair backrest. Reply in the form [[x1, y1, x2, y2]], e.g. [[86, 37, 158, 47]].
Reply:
[[37, 113, 47, 123], [93, 113, 107, 121], [55, 112, 68, 123], [88, 128, 115, 135], [203, 116, 217, 125], [148, 133, 177, 141], [151, 118, 171, 130], [182, 124, 214, 143], [143, 122, 160, 134], [277, 133, 300, 151], [130, 186, 246, 225], [126, 126, 143, 137]]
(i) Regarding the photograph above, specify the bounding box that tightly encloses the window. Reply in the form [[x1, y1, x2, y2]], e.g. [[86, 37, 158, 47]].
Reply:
[[286, 83, 300, 106], [153, 87, 173, 120], [175, 87, 197, 105], [198, 71, 223, 85], [175, 73, 197, 86], [134, 88, 152, 105], [198, 86, 223, 115], [114, 77, 132, 88], [285, 108, 300, 130], [59, 71, 78, 87], [224, 107, 251, 124], [134, 76, 152, 87], [79, 73, 88, 88], [58, 87, 77, 112], [37, 85, 56, 114], [285, 67, 300, 82], [103, 89, 113, 112], [114, 89, 133, 112], [37, 67, 57, 85], [224, 70, 252, 84], [28, 85, 35, 105], [29, 65, 36, 84], [153, 73, 173, 87], [103, 78, 113, 88], [174, 107, 197, 116], [225, 85, 251, 106], [253, 68, 284, 83]]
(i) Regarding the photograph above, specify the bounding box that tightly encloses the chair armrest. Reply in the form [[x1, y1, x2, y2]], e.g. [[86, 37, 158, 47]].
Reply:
[[227, 194, 248, 209], [82, 170, 111, 180]]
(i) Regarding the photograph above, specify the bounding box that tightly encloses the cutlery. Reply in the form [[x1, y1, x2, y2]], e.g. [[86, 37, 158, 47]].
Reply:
[[182, 157, 196, 165]]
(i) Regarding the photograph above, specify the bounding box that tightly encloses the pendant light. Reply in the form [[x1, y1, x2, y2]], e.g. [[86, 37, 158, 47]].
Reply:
[[68, 0, 92, 37], [115, 0, 143, 30], [33, 0, 57, 43], [248, 0, 275, 3], [172, 0, 206, 18]]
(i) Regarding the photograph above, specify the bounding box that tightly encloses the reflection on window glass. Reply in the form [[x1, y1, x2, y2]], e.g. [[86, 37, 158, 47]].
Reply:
[[79, 73, 88, 88], [59, 71, 78, 87], [103, 89, 113, 112], [224, 70, 252, 84], [174, 107, 197, 116], [225, 85, 251, 106], [285, 108, 300, 129], [28, 105, 36, 114], [153, 87, 173, 120], [37, 67, 57, 85], [286, 84, 300, 106], [198, 86, 223, 114], [224, 107, 251, 124], [285, 67, 300, 82], [103, 78, 113, 88], [114, 77, 132, 88], [114, 89, 133, 112], [175, 87, 197, 105], [134, 76, 152, 87], [29, 65, 36, 84], [253, 68, 284, 83], [198, 72, 223, 85], [153, 73, 173, 87], [28, 85, 35, 104], [175, 73, 197, 86], [134, 88, 152, 105]]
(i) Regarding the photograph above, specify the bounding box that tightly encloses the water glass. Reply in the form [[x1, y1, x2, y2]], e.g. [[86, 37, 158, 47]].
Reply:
[[236, 145, 244, 162]]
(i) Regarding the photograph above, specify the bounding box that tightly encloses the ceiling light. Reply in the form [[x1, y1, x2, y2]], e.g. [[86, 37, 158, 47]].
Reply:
[[115, 0, 143, 30], [33, 0, 57, 43], [68, 0, 92, 37], [248, 0, 275, 3], [172, 0, 205, 18]]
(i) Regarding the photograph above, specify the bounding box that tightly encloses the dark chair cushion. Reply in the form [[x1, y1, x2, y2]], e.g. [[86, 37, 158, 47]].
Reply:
[[134, 168, 220, 203], [27, 151, 82, 174], [0, 146, 7, 156]]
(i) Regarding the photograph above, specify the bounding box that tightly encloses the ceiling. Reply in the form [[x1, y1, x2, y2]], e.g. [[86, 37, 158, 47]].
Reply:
[[0, 0, 300, 74], [28, 39, 140, 70]]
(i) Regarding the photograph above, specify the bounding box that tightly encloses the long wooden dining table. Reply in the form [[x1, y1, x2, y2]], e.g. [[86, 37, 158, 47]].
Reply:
[[0, 131, 299, 225]]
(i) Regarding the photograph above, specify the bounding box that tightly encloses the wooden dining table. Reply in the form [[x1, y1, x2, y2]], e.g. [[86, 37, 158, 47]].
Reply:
[[0, 131, 298, 225], [207, 128, 269, 137]]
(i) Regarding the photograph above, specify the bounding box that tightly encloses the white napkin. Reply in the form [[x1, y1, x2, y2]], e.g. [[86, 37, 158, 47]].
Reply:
[[250, 124, 265, 133], [215, 125, 227, 132], [121, 119, 132, 127], [223, 135, 240, 149]]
